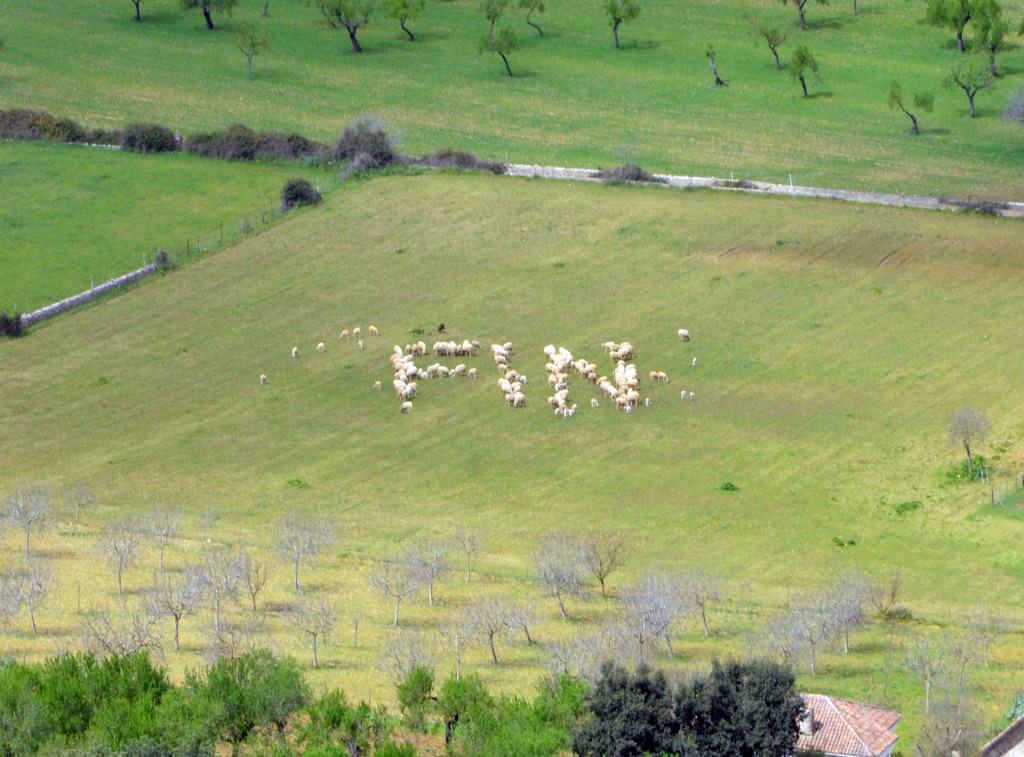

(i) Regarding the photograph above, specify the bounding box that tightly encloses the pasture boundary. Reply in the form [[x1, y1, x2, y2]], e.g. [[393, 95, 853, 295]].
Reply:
[[505, 164, 1024, 218]]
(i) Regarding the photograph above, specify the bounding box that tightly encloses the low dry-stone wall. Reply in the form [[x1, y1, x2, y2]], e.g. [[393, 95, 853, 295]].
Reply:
[[505, 164, 1024, 219], [20, 260, 161, 329]]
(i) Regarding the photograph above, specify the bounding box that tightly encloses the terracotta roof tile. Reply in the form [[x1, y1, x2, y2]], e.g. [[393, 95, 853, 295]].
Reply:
[[795, 694, 901, 757]]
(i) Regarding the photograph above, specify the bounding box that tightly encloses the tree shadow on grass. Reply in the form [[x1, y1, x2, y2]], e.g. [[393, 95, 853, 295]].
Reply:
[[919, 127, 951, 136], [805, 91, 835, 99], [618, 39, 660, 51], [509, 69, 539, 79], [804, 16, 848, 31]]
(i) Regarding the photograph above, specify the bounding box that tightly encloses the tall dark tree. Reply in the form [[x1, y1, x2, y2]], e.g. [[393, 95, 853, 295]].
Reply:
[[888, 82, 934, 134], [705, 45, 726, 87], [382, 0, 425, 41], [673, 660, 803, 756], [315, 0, 375, 52], [604, 0, 641, 48], [780, 0, 828, 31], [131, 0, 144, 21], [520, 0, 546, 35], [572, 662, 677, 757], [926, 0, 973, 51], [181, 0, 238, 31]]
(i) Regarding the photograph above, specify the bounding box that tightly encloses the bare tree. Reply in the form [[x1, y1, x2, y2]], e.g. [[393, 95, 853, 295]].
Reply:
[[5, 485, 52, 557], [915, 697, 982, 757], [81, 603, 162, 658], [439, 609, 476, 680], [948, 408, 991, 477], [682, 569, 722, 637], [203, 617, 264, 663], [964, 605, 1008, 666], [9, 559, 53, 634], [99, 518, 141, 595], [509, 601, 538, 645], [239, 547, 271, 611], [64, 481, 95, 536], [867, 568, 903, 620], [145, 564, 206, 651], [201, 546, 242, 631], [533, 532, 584, 620], [905, 634, 944, 714], [756, 598, 834, 676], [141, 506, 181, 573], [378, 629, 434, 682], [580, 531, 626, 598], [410, 539, 450, 607], [454, 528, 484, 582], [0, 570, 20, 626], [288, 595, 336, 668], [823, 573, 868, 654], [465, 597, 514, 665], [276, 516, 333, 594], [545, 625, 617, 683], [619, 572, 685, 663], [369, 554, 422, 626]]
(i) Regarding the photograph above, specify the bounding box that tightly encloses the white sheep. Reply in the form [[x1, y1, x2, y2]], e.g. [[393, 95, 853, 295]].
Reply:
[[372, 380, 382, 391], [358, 340, 364, 351], [512, 392, 526, 408], [368, 325, 380, 336], [400, 401, 413, 414], [291, 347, 299, 359], [643, 398, 653, 408], [678, 328, 690, 342], [259, 374, 268, 385], [692, 357, 698, 368], [591, 398, 599, 408], [468, 368, 478, 380], [316, 342, 326, 353], [340, 329, 350, 340], [353, 327, 362, 339]]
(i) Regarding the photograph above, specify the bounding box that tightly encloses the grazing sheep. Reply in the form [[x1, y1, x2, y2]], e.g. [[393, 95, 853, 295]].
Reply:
[[358, 340, 364, 351], [678, 328, 690, 341], [400, 401, 413, 414], [624, 404, 633, 414], [368, 325, 380, 337], [643, 398, 653, 408], [259, 374, 268, 385], [512, 392, 526, 408], [340, 329, 350, 340], [692, 357, 698, 367], [372, 380, 382, 391], [291, 347, 299, 359], [317, 342, 326, 353], [353, 327, 362, 339], [468, 368, 478, 380], [591, 398, 599, 408]]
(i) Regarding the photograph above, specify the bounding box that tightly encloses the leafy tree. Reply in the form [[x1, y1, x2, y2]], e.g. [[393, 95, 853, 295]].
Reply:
[[0, 662, 51, 754], [605, 0, 641, 49], [315, 0, 375, 53], [520, 0, 546, 36], [396, 666, 434, 731], [186, 649, 309, 746], [948, 407, 991, 472], [755, 24, 786, 69], [780, 0, 827, 31], [974, 0, 1009, 75], [888, 82, 934, 134], [181, 0, 238, 31], [235, 23, 269, 80], [481, 0, 510, 39], [480, 27, 521, 77], [131, 0, 144, 21], [926, 0, 973, 52], [301, 689, 391, 755], [790, 45, 819, 96], [572, 662, 676, 757], [382, 0, 425, 41], [437, 674, 494, 747], [672, 659, 802, 756]]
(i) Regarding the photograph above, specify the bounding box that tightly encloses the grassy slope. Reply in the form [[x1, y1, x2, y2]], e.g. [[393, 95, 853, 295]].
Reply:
[[2, 173, 1024, 747], [2, 0, 1024, 197], [0, 141, 321, 311]]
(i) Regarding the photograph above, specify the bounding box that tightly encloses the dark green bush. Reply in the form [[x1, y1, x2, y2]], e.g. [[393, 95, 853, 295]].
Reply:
[[280, 178, 322, 211], [185, 124, 259, 161], [396, 667, 434, 732], [335, 116, 397, 167], [0, 312, 23, 337], [121, 123, 178, 154], [595, 163, 665, 185], [719, 482, 739, 492], [255, 131, 327, 161], [0, 108, 89, 142]]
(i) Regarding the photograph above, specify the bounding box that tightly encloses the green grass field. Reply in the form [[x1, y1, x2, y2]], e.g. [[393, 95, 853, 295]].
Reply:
[[0, 140, 324, 312], [2, 0, 1024, 197], [3, 172, 1024, 748]]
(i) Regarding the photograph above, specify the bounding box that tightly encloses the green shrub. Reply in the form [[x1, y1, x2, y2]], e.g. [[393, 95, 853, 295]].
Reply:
[[396, 667, 434, 732], [945, 456, 990, 483], [892, 500, 922, 515], [121, 123, 179, 154], [280, 178, 322, 211], [0, 109, 89, 142], [335, 116, 397, 167], [719, 482, 739, 492]]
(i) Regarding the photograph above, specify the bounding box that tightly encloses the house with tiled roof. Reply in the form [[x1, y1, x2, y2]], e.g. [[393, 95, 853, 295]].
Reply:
[[795, 693, 901, 757]]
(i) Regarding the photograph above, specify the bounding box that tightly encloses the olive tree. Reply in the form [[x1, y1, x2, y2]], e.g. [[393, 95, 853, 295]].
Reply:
[[780, 0, 827, 31], [275, 515, 333, 594], [948, 407, 991, 473], [790, 45, 819, 97], [519, 0, 546, 36], [315, 0, 374, 53], [235, 23, 269, 79], [181, 0, 238, 31], [888, 82, 934, 134], [479, 26, 521, 77], [604, 0, 640, 49], [925, 0, 973, 52], [481, 0, 510, 39], [382, 0, 424, 41], [974, 0, 1008, 76], [755, 24, 786, 69]]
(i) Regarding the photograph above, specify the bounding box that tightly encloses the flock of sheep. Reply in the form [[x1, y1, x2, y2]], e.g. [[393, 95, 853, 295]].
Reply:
[[263, 325, 698, 416]]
